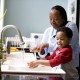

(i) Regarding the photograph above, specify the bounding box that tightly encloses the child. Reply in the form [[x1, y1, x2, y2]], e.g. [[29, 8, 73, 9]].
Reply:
[[28, 27, 79, 80]]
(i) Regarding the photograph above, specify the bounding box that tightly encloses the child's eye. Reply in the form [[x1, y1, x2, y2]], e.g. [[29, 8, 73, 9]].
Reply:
[[61, 39, 64, 40]]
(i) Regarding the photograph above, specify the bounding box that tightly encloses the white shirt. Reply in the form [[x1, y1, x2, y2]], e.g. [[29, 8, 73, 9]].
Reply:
[[41, 22, 79, 67]]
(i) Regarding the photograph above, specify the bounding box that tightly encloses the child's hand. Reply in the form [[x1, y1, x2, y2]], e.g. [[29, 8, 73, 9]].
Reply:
[[27, 61, 39, 68]]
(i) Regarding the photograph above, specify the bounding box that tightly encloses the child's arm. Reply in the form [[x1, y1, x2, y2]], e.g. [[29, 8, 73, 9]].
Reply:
[[28, 60, 50, 68]]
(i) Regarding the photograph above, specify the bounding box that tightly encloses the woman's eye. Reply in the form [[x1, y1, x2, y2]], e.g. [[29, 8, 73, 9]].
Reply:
[[56, 38, 64, 40], [56, 38, 59, 40]]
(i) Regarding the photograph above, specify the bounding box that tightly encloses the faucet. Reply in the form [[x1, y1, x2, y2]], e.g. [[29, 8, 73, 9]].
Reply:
[[0, 25, 25, 54]]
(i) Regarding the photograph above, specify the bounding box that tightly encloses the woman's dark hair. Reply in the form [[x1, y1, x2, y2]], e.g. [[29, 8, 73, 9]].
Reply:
[[56, 27, 73, 39], [51, 5, 67, 26]]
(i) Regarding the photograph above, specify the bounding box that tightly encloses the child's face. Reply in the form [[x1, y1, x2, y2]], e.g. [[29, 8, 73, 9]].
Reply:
[[56, 31, 69, 48]]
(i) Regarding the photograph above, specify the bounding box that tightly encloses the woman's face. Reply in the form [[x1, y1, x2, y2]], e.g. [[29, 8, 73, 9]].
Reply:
[[49, 9, 64, 29], [56, 31, 69, 48]]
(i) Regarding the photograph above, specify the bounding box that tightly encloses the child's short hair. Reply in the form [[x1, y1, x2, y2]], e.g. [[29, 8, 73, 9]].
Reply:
[[56, 27, 73, 39]]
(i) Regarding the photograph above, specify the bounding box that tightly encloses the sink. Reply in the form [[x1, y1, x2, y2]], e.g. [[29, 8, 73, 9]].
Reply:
[[2, 52, 55, 72], [2, 52, 36, 70]]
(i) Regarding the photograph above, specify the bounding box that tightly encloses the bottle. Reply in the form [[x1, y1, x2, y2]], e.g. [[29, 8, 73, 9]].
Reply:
[[34, 35, 40, 59]]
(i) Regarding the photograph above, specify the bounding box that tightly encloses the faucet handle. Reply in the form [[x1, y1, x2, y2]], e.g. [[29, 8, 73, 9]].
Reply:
[[20, 42, 25, 45]]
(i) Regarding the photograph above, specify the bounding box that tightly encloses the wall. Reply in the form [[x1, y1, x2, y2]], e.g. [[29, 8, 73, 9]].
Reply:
[[4, 0, 68, 37], [0, 0, 5, 31]]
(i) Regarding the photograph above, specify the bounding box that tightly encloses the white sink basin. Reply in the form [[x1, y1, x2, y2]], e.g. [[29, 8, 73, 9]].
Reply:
[[3, 59, 53, 72], [3, 52, 37, 70], [2, 52, 54, 72]]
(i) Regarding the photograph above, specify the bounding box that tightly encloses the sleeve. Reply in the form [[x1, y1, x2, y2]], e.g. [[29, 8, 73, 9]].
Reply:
[[41, 27, 57, 53], [49, 48, 72, 67], [42, 27, 58, 52], [66, 22, 79, 67], [67, 22, 79, 46], [41, 27, 51, 43]]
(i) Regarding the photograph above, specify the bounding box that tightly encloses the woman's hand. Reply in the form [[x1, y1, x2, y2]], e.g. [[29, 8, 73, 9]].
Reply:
[[30, 43, 49, 53]]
